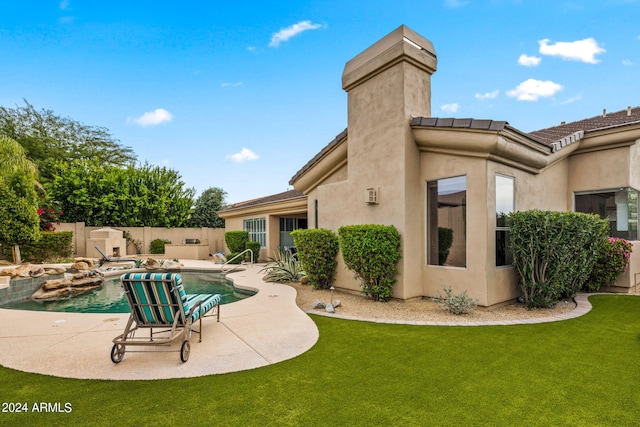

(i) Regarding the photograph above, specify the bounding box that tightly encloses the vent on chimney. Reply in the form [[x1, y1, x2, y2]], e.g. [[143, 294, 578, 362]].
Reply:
[[628, 106, 632, 117], [603, 108, 607, 118]]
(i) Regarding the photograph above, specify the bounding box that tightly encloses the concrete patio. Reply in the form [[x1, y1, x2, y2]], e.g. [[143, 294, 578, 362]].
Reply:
[[0, 261, 319, 380]]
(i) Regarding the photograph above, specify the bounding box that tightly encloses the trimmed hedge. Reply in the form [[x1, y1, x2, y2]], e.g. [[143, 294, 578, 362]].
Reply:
[[3, 231, 73, 263], [509, 210, 608, 308], [225, 231, 249, 253], [291, 228, 339, 289], [150, 238, 171, 254], [338, 224, 401, 301], [245, 241, 260, 263]]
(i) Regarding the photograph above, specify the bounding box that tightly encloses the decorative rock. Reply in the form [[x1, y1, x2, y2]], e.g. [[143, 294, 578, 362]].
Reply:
[[145, 258, 161, 270], [311, 299, 326, 309], [71, 261, 90, 271], [300, 276, 309, 285], [44, 266, 66, 275], [163, 260, 183, 270], [14, 264, 34, 277], [74, 257, 98, 267], [333, 299, 341, 308], [42, 278, 73, 291], [325, 303, 335, 313]]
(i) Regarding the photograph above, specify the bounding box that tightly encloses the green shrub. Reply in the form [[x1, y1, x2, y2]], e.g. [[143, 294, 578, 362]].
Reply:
[[338, 224, 401, 301], [226, 252, 244, 264], [585, 237, 633, 291], [509, 210, 608, 308], [292, 228, 339, 289], [3, 231, 73, 263], [432, 286, 478, 315], [245, 241, 260, 263], [438, 227, 453, 265], [225, 231, 249, 253], [259, 250, 306, 283], [150, 238, 171, 254]]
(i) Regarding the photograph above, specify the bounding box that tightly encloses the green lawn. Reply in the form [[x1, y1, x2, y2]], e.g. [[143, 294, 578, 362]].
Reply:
[[1, 295, 639, 426]]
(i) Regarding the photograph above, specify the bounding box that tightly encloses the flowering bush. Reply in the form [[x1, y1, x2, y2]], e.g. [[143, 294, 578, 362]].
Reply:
[[585, 237, 633, 292], [37, 195, 63, 232]]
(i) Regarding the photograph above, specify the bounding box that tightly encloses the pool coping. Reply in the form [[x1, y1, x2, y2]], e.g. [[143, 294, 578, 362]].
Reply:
[[0, 260, 319, 380]]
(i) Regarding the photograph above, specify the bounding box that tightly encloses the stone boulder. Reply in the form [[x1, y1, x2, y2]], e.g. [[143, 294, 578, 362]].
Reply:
[[162, 259, 183, 270], [145, 258, 161, 270], [32, 273, 103, 301]]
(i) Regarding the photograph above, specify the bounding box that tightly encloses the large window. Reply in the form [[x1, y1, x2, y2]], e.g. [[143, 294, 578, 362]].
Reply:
[[575, 188, 638, 240], [427, 176, 467, 267], [495, 175, 514, 266], [243, 218, 266, 247]]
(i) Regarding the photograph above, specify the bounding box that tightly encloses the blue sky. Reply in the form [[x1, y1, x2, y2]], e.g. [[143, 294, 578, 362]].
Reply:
[[1, 1, 638, 204]]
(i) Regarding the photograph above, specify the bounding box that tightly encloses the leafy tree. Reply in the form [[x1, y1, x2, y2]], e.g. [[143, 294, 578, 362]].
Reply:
[[0, 100, 136, 181], [0, 136, 41, 260], [188, 187, 227, 228], [46, 160, 195, 227]]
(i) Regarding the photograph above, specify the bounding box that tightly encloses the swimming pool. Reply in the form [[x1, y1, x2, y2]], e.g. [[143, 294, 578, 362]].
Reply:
[[1, 271, 255, 313]]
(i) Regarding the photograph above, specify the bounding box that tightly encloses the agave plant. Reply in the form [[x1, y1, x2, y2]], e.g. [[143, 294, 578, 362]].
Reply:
[[260, 250, 306, 283]]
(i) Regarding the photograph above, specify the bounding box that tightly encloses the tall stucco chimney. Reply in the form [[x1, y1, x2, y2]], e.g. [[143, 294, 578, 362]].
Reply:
[[336, 26, 437, 299]]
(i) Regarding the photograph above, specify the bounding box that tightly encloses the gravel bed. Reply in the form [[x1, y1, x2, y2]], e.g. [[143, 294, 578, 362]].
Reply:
[[288, 282, 577, 323]]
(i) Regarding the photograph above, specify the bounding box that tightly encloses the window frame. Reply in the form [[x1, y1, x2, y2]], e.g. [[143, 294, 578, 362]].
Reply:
[[574, 188, 639, 241], [426, 175, 467, 268], [495, 174, 515, 267], [243, 217, 266, 247]]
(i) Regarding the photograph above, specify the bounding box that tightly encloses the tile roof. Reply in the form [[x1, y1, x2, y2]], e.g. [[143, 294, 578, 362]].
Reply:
[[527, 106, 640, 145], [221, 189, 306, 212], [289, 129, 348, 185], [290, 107, 640, 190], [410, 117, 508, 131]]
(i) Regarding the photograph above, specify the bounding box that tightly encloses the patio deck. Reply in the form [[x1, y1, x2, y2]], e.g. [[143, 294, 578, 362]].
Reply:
[[0, 261, 319, 380]]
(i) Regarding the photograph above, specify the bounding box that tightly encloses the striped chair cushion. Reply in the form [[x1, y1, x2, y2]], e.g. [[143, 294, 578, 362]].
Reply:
[[184, 293, 221, 322], [121, 272, 219, 325]]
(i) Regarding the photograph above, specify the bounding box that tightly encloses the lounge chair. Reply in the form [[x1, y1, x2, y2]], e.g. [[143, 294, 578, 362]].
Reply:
[[110, 272, 221, 363], [94, 246, 137, 267]]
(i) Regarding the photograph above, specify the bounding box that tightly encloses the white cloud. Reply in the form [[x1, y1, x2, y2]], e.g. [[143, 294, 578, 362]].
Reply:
[[507, 79, 563, 101], [518, 54, 541, 67], [227, 148, 259, 163], [538, 38, 605, 64], [475, 90, 499, 100], [221, 82, 243, 87], [440, 103, 460, 114], [129, 108, 173, 126], [623, 59, 633, 66], [269, 21, 324, 48]]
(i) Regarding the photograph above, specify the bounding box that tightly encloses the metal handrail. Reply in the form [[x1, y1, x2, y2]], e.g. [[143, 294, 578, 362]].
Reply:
[[220, 249, 254, 274]]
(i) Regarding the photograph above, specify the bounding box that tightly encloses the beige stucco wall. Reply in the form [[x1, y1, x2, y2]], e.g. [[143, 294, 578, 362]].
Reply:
[[568, 146, 631, 195], [56, 222, 226, 258]]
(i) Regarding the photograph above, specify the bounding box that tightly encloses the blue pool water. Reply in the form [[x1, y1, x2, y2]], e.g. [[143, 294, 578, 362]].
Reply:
[[1, 272, 254, 313]]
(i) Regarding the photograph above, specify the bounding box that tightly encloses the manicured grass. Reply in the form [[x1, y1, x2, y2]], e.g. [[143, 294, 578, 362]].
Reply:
[[1, 295, 639, 426]]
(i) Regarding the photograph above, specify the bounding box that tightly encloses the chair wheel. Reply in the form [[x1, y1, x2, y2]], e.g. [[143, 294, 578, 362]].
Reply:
[[111, 344, 125, 363], [180, 340, 190, 363]]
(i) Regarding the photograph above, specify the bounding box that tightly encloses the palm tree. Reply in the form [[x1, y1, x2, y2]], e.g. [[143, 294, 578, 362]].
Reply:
[[0, 134, 38, 177]]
